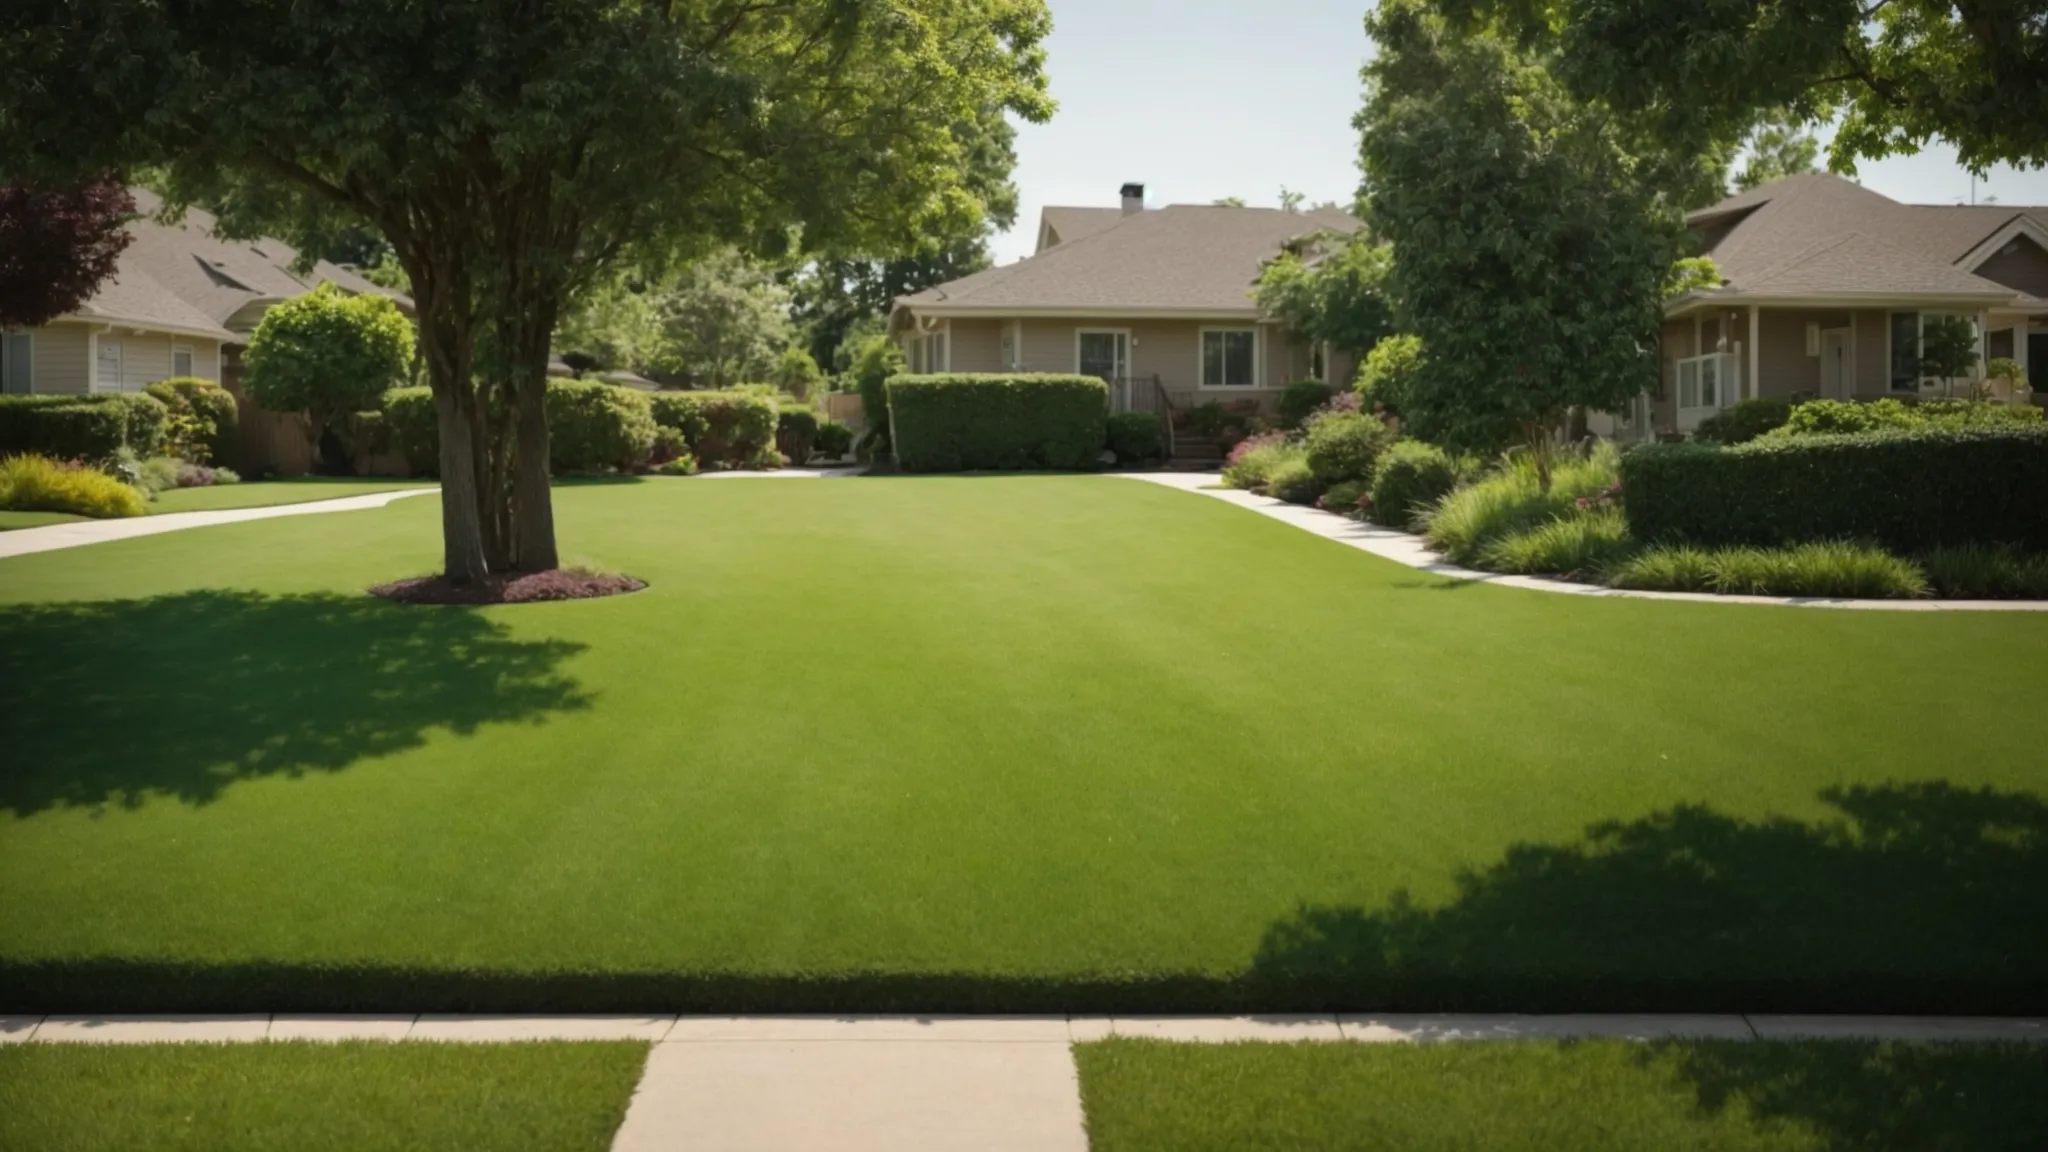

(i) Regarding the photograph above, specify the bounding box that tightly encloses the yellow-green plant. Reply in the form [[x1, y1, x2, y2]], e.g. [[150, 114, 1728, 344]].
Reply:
[[0, 453, 146, 518]]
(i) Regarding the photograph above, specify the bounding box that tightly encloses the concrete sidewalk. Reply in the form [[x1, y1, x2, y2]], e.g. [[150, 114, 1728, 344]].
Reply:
[[0, 487, 438, 560]]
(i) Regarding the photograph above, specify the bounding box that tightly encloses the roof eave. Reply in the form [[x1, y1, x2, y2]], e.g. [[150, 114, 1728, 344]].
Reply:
[[1667, 289, 2023, 317], [64, 310, 240, 343], [891, 304, 1268, 321]]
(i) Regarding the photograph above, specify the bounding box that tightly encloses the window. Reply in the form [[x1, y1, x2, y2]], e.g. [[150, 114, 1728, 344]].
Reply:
[[1201, 328, 1256, 388], [172, 345, 194, 378], [909, 328, 948, 374], [0, 331, 30, 394], [1890, 311, 1978, 392], [1676, 352, 1736, 409], [95, 338, 123, 393]]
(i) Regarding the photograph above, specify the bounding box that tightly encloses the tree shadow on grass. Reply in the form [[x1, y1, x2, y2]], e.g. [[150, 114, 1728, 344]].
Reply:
[[1252, 782, 2048, 1014], [0, 591, 590, 815]]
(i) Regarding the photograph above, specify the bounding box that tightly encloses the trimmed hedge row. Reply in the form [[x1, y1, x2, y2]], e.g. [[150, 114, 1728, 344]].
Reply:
[[648, 391, 778, 468], [383, 380, 665, 475], [886, 373, 1108, 472], [1621, 427, 2048, 552], [0, 393, 168, 461]]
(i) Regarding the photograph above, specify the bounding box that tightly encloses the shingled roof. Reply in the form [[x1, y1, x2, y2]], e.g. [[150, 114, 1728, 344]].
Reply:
[[1679, 174, 2048, 305], [898, 203, 1361, 318]]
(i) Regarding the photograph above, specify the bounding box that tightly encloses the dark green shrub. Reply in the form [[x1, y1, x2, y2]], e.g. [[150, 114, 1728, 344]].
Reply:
[[650, 425, 687, 466], [1303, 410, 1391, 483], [1919, 545, 2048, 599], [1220, 433, 1297, 491], [1106, 411, 1165, 464], [143, 377, 240, 465], [1183, 401, 1231, 439], [381, 387, 439, 475], [647, 390, 779, 467], [1693, 397, 1791, 445], [1368, 440, 1465, 530], [849, 335, 905, 459], [1278, 379, 1333, 429], [814, 419, 854, 458], [777, 406, 819, 466], [1264, 456, 1324, 505], [0, 393, 167, 461], [886, 373, 1109, 472], [1318, 478, 1371, 518], [544, 379, 658, 473], [1620, 428, 2048, 552]]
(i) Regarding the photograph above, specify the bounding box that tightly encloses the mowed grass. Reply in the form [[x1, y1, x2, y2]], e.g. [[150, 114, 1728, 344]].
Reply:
[[0, 509, 86, 530], [146, 476, 433, 514], [1073, 1038, 2048, 1152], [0, 1041, 647, 1152], [1, 476, 2044, 1013]]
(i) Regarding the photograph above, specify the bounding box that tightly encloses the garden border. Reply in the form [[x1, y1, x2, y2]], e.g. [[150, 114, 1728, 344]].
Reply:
[[1124, 473, 2048, 613]]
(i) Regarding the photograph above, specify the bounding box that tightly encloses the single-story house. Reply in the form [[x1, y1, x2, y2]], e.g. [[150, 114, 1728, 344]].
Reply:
[[1627, 174, 2048, 438], [888, 184, 1361, 455], [0, 187, 410, 472]]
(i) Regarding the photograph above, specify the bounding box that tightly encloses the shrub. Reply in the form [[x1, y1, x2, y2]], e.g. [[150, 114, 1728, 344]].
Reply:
[[1771, 398, 1917, 438], [1263, 456, 1325, 505], [848, 335, 905, 458], [1356, 333, 1423, 413], [1604, 545, 1717, 592], [1277, 379, 1333, 429], [1183, 401, 1232, 439], [213, 466, 241, 484], [1914, 398, 2044, 430], [1302, 410, 1391, 484], [814, 419, 854, 458], [1919, 545, 2048, 599], [656, 453, 700, 476], [886, 373, 1109, 472], [1220, 432, 1297, 491], [777, 406, 819, 466], [1318, 478, 1372, 518], [1478, 509, 1636, 578], [1423, 447, 1619, 564], [1106, 411, 1165, 464], [770, 346, 825, 402], [143, 377, 239, 464], [649, 426, 687, 466], [138, 455, 181, 494], [0, 453, 145, 518], [1620, 428, 2048, 552], [544, 379, 658, 473], [243, 282, 413, 469], [1606, 542, 1928, 598], [1693, 397, 1790, 445], [175, 461, 225, 488], [1368, 440, 1466, 531], [647, 390, 779, 468], [381, 387, 439, 475], [0, 392, 167, 461]]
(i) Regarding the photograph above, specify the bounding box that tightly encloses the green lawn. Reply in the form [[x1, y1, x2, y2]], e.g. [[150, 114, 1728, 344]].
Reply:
[[1073, 1038, 2048, 1151], [1, 476, 2044, 1014], [147, 476, 432, 514], [0, 509, 87, 531], [0, 1041, 646, 1152]]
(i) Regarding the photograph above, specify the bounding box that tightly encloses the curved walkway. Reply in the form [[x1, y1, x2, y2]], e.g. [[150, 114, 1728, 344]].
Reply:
[[0, 487, 439, 561], [1126, 472, 2048, 613]]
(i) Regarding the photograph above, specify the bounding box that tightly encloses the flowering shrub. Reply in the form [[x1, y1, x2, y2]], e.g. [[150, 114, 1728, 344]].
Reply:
[[1221, 432, 1297, 491]]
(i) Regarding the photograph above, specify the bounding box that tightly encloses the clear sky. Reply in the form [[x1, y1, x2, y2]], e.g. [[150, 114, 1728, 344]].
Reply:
[[991, 0, 2048, 264]]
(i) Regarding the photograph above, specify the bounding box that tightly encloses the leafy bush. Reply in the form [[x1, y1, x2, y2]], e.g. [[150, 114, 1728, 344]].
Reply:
[[776, 406, 819, 466], [1106, 411, 1165, 464], [176, 461, 232, 487], [1183, 401, 1231, 439], [813, 419, 854, 458], [656, 454, 700, 476], [886, 374, 1109, 472], [1423, 447, 1619, 564], [212, 466, 241, 484], [1606, 541, 1929, 598], [1919, 545, 2048, 599], [1368, 440, 1467, 531], [848, 335, 905, 459], [1278, 379, 1333, 429], [1479, 509, 1636, 578], [1220, 432, 1297, 491], [1913, 398, 2044, 430], [1264, 456, 1325, 505], [244, 282, 413, 467], [0, 392, 167, 461], [381, 387, 439, 475], [1771, 398, 1917, 437], [144, 377, 239, 464], [770, 346, 825, 401], [1302, 410, 1391, 483], [1356, 333, 1423, 413], [138, 455, 181, 494], [1620, 428, 2048, 552], [647, 390, 779, 468], [1318, 478, 1372, 518], [1693, 397, 1790, 445], [544, 379, 658, 473], [0, 453, 145, 518], [649, 425, 687, 466]]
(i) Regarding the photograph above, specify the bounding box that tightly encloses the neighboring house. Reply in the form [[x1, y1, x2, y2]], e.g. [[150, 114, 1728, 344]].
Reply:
[[889, 183, 1362, 451], [0, 187, 409, 473], [1634, 174, 2048, 437]]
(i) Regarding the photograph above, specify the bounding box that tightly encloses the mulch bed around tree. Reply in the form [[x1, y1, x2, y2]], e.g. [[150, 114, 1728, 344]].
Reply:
[[370, 568, 646, 605]]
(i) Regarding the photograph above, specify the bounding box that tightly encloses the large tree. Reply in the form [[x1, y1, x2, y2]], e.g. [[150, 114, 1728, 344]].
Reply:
[[0, 177, 134, 330], [650, 247, 796, 389], [1734, 112, 1823, 192], [1458, 0, 2048, 174], [1, 0, 1049, 582], [1252, 234, 1395, 360], [1359, 0, 1676, 487]]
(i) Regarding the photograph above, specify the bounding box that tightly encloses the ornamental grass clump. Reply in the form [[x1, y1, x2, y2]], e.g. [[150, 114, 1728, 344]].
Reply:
[[1479, 509, 1636, 579], [0, 453, 146, 518], [1609, 541, 1929, 599], [1919, 545, 2048, 599], [1422, 445, 1617, 565]]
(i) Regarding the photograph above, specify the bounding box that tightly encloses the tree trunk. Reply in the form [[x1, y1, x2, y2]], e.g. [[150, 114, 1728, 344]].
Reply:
[[512, 377, 558, 571], [435, 387, 491, 583]]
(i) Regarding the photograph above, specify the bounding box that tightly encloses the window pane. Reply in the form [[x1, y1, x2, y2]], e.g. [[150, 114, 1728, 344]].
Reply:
[[1701, 358, 1717, 407], [2, 333, 28, 394], [1890, 312, 1919, 391], [1203, 332, 1225, 387], [173, 348, 193, 377], [1224, 331, 1254, 386], [1079, 333, 1120, 379], [1678, 361, 1698, 408]]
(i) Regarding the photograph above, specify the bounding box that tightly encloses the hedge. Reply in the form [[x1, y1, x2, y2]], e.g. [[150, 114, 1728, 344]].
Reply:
[[1106, 411, 1165, 464], [886, 373, 1108, 472], [647, 391, 779, 468], [1621, 427, 2048, 552], [0, 393, 167, 461], [381, 387, 439, 475], [545, 379, 657, 473], [776, 406, 819, 466]]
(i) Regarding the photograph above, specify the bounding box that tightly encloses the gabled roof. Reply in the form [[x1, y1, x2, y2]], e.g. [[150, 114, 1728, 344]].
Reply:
[[1037, 207, 1124, 251], [1681, 174, 2048, 305], [69, 263, 236, 341], [900, 204, 1362, 317]]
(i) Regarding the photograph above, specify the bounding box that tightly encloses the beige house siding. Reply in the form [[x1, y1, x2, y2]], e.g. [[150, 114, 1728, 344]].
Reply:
[[18, 322, 94, 395], [90, 330, 226, 393], [1974, 237, 2048, 298], [1754, 309, 1855, 400], [948, 319, 1003, 371], [1851, 308, 1891, 395]]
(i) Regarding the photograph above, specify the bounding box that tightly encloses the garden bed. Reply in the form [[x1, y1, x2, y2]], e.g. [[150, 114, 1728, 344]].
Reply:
[[371, 567, 645, 605]]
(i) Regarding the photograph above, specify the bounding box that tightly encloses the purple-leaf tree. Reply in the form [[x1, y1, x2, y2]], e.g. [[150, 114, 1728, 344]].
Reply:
[[0, 176, 135, 330]]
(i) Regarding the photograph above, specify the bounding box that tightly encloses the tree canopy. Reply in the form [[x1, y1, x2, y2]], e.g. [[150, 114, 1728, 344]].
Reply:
[[1734, 112, 1823, 192], [1, 0, 1050, 580], [0, 177, 134, 330], [244, 283, 414, 470], [651, 247, 796, 389], [1252, 235, 1396, 355]]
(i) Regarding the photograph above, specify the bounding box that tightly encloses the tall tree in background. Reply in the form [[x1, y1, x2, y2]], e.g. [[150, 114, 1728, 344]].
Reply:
[[651, 248, 795, 389], [1253, 235, 1395, 363], [0, 177, 134, 329], [1734, 112, 1822, 192], [2, 0, 1050, 583], [1359, 0, 1675, 488]]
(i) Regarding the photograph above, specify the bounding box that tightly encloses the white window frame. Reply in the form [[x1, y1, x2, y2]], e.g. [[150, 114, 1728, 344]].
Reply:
[[1073, 327, 1131, 378], [1675, 351, 1739, 430], [94, 337, 124, 394], [1888, 310, 1979, 393], [1198, 326, 1260, 389], [0, 330, 32, 394], [910, 322, 950, 375], [172, 344, 195, 379]]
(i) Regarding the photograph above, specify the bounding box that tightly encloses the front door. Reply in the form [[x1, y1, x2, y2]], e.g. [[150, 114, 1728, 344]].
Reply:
[[1077, 329, 1130, 407], [1820, 329, 1850, 399]]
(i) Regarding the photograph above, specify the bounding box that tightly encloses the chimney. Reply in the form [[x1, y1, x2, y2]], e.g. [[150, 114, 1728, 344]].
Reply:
[[1120, 182, 1145, 215]]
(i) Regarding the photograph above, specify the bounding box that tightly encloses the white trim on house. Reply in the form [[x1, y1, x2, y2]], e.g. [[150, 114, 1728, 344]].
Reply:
[[1197, 325, 1261, 389], [1956, 216, 2048, 273], [1073, 327, 1132, 377], [1668, 290, 2022, 317], [904, 305, 1267, 322], [0, 330, 32, 394], [1886, 309, 1981, 393]]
